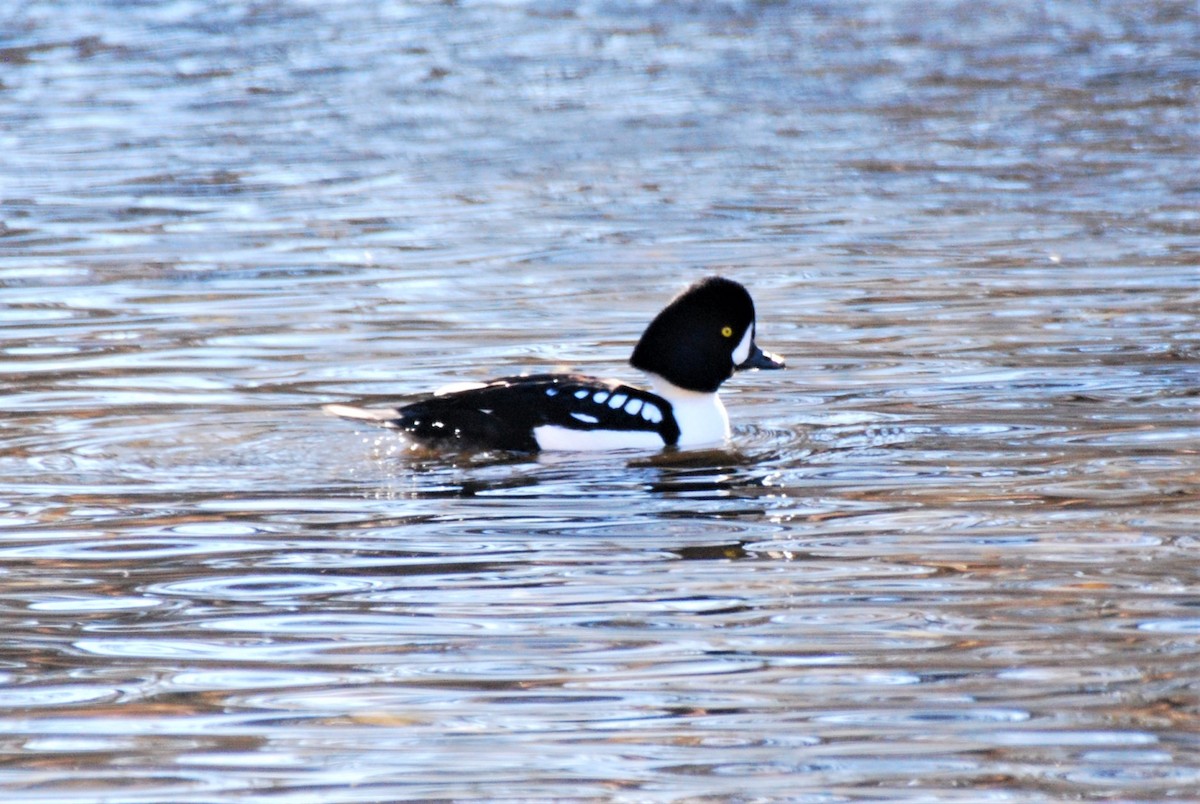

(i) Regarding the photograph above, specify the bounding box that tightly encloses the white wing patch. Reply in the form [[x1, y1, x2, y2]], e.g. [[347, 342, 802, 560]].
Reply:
[[624, 398, 643, 415], [570, 412, 600, 424], [592, 391, 609, 404], [606, 393, 628, 409], [640, 403, 663, 424]]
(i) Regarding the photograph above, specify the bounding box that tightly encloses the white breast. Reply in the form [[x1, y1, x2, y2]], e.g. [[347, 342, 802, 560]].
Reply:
[[532, 376, 731, 452], [647, 374, 730, 447]]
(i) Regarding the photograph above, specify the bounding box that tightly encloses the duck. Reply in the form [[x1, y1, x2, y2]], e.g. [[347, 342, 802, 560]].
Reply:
[[324, 276, 784, 452]]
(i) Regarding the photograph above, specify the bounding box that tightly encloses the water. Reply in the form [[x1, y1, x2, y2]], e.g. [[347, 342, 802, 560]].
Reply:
[[2, 0, 1199, 800]]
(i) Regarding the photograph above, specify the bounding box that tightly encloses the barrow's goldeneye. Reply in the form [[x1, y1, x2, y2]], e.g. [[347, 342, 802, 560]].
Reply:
[[324, 276, 784, 452]]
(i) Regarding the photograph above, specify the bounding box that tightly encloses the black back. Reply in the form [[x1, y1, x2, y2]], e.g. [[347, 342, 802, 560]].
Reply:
[[629, 276, 758, 393], [391, 374, 680, 452]]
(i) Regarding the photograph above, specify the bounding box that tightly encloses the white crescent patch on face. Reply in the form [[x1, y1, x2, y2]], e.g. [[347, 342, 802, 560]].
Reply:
[[731, 325, 753, 366]]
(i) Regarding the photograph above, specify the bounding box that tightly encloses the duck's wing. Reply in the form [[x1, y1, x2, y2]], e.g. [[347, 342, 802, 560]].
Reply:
[[324, 373, 678, 452]]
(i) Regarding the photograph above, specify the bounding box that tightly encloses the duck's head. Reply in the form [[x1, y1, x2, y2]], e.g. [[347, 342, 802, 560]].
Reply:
[[630, 276, 784, 393]]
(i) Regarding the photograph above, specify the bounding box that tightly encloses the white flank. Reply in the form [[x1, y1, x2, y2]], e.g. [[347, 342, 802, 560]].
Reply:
[[533, 425, 664, 452]]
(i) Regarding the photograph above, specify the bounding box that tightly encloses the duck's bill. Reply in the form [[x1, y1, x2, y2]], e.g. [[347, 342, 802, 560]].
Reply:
[[736, 344, 785, 371]]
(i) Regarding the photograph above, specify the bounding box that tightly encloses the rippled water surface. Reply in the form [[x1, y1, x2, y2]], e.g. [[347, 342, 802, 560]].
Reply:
[[3, 1, 1199, 800]]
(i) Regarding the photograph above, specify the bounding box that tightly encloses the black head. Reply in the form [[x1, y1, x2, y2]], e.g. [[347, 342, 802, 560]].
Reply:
[[629, 276, 784, 393]]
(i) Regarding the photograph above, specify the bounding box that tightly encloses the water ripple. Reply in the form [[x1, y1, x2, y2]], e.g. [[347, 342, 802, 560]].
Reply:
[[147, 574, 383, 602]]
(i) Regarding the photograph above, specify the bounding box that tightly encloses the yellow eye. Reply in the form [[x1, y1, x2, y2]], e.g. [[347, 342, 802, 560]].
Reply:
[[721, 326, 733, 338]]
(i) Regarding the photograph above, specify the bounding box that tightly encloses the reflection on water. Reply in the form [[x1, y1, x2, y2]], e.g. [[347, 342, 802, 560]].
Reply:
[[2, 0, 1199, 800]]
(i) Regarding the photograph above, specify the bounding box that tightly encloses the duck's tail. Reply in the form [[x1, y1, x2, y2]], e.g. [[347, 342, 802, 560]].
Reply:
[[322, 403, 403, 428]]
